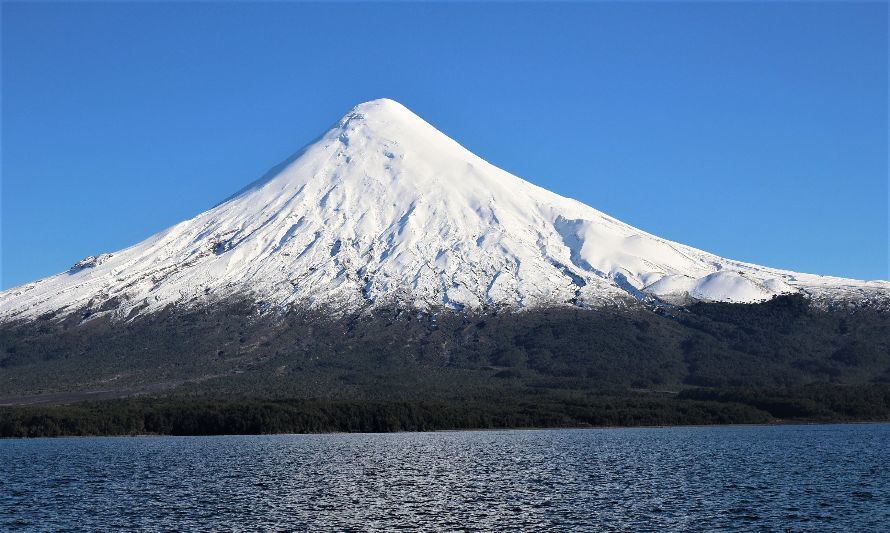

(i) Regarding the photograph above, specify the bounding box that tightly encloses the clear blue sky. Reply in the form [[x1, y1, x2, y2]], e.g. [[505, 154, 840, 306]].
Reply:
[[2, 2, 887, 289]]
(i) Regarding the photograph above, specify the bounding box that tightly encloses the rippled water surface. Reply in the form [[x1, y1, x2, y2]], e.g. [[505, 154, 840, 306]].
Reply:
[[2, 424, 889, 531]]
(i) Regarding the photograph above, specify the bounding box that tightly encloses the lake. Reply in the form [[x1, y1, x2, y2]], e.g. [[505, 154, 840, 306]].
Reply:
[[2, 424, 888, 530]]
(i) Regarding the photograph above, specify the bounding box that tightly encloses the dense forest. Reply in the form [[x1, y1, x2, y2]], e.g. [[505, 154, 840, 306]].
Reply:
[[1, 294, 889, 437], [2, 384, 889, 438]]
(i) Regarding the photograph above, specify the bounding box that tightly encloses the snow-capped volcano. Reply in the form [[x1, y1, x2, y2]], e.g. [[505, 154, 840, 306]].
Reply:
[[1, 99, 887, 321]]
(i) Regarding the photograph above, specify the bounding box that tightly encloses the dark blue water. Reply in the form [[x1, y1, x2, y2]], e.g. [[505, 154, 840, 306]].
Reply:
[[1, 424, 888, 531]]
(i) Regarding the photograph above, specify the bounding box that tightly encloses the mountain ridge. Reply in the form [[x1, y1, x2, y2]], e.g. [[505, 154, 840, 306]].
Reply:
[[2, 98, 888, 323]]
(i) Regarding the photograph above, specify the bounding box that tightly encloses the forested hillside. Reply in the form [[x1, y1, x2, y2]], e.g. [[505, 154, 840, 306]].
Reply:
[[1, 295, 889, 436]]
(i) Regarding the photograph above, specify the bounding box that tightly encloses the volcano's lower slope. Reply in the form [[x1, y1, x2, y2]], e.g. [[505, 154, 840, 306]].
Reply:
[[1, 295, 889, 436]]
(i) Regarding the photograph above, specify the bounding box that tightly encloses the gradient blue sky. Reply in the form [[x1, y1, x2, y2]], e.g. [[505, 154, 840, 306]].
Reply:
[[2, 2, 887, 290]]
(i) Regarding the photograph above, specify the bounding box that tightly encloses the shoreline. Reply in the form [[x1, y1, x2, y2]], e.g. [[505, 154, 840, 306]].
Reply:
[[3, 418, 889, 441]]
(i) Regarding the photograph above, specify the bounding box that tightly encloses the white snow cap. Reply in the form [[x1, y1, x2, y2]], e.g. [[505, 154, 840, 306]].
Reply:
[[1, 98, 887, 321]]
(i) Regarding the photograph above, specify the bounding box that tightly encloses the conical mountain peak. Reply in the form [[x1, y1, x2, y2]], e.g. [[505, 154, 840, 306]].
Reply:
[[1, 100, 886, 322]]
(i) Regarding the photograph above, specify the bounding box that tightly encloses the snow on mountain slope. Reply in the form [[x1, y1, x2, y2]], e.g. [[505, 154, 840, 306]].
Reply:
[[1, 98, 887, 322]]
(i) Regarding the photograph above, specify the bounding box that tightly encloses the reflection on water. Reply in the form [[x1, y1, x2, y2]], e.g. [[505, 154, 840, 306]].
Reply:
[[2, 424, 889, 530]]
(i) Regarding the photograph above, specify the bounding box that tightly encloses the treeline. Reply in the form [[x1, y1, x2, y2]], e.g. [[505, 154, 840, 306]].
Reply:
[[678, 383, 890, 421], [3, 384, 889, 438], [0, 393, 766, 438]]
